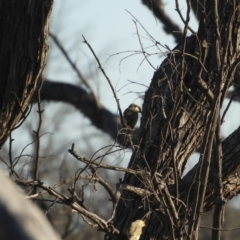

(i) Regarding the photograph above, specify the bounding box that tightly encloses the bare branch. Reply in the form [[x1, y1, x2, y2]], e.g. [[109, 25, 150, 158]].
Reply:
[[141, 0, 183, 43], [82, 35, 125, 128]]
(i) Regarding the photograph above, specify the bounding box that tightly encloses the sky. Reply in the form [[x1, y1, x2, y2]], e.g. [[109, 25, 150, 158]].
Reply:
[[45, 0, 198, 111]]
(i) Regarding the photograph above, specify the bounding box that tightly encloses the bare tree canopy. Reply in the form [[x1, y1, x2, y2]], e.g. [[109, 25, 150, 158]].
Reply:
[[1, 0, 240, 240]]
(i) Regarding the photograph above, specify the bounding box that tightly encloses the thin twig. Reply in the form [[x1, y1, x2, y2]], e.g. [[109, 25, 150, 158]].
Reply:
[[8, 134, 14, 177], [82, 35, 125, 127], [133, 20, 156, 70], [221, 93, 235, 124], [68, 143, 148, 175], [33, 86, 44, 191], [49, 33, 97, 104]]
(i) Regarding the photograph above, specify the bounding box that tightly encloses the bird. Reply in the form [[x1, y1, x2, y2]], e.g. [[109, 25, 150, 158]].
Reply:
[[123, 104, 142, 129], [128, 219, 145, 240]]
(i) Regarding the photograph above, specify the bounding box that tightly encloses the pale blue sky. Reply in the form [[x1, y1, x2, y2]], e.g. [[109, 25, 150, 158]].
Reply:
[[45, 0, 199, 112]]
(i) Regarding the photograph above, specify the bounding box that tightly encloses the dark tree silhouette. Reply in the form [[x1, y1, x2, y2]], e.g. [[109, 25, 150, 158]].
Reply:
[[0, 1, 58, 239], [109, 1, 240, 239], [0, 0, 52, 147], [1, 1, 240, 240]]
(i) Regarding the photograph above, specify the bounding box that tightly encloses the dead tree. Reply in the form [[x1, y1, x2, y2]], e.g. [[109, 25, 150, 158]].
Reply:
[[1, 1, 240, 240], [109, 1, 240, 239]]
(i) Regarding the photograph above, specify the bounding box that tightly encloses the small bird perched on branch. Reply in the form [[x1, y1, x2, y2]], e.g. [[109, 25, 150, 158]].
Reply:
[[128, 219, 145, 240], [123, 104, 142, 129]]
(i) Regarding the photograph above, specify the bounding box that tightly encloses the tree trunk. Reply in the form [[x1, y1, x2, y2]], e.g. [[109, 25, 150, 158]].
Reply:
[[0, 168, 60, 240], [0, 0, 53, 147], [110, 1, 240, 239]]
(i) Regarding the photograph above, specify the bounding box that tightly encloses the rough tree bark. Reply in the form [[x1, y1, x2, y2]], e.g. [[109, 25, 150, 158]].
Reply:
[[0, 0, 53, 147], [1, 0, 240, 239], [0, 1, 57, 239], [109, 1, 240, 239]]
